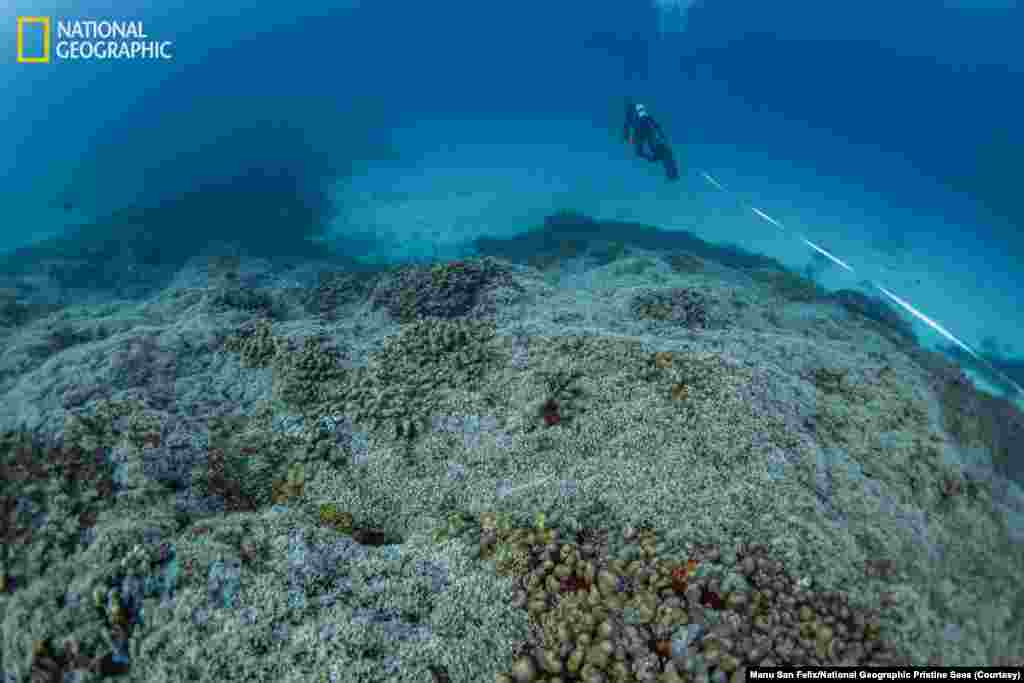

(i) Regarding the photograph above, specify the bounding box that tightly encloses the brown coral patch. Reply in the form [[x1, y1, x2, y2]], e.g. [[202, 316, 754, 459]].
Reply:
[[654, 351, 674, 370], [939, 472, 963, 498], [208, 448, 257, 512], [352, 528, 391, 546], [541, 398, 561, 426], [864, 558, 896, 579]]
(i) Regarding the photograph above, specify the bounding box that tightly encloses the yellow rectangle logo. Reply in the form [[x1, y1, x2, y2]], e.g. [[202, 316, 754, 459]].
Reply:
[[17, 16, 51, 63]]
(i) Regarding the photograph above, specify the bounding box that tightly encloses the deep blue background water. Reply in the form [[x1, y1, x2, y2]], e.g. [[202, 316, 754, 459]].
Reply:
[[2, 0, 1021, 350], [4, 0, 1020, 235]]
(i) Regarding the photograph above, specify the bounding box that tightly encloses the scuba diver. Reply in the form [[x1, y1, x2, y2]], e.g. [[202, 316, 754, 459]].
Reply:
[[623, 98, 679, 181]]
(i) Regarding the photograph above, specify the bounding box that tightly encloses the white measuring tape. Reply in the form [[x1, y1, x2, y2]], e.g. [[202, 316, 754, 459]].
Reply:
[[697, 169, 1024, 397]]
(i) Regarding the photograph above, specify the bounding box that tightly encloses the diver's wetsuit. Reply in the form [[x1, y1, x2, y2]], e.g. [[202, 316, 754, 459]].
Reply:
[[623, 101, 679, 180], [623, 105, 663, 160]]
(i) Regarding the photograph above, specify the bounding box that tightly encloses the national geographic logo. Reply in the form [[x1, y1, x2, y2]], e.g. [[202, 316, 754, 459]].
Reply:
[[17, 18, 174, 62]]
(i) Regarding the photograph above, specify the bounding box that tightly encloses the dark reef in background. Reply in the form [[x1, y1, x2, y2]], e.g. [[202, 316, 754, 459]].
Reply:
[[0, 120, 389, 300], [474, 210, 784, 271], [826, 289, 917, 345], [943, 345, 1024, 401], [0, 175, 342, 299], [914, 347, 1024, 485]]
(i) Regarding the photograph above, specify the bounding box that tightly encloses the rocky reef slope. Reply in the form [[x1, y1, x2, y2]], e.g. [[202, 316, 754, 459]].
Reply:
[[1, 214, 1021, 682]]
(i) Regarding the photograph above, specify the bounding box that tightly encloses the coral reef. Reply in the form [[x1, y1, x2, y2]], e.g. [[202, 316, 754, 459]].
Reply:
[[27, 636, 104, 682], [475, 211, 780, 272], [481, 522, 907, 682], [2, 234, 1022, 683], [0, 287, 22, 321], [748, 268, 826, 303], [0, 428, 116, 583], [613, 257, 662, 279], [828, 289, 917, 344], [922, 353, 1024, 482], [369, 257, 522, 322], [325, 318, 497, 440], [223, 319, 282, 369], [272, 335, 350, 409], [271, 462, 306, 505], [529, 367, 587, 430], [224, 315, 497, 441], [591, 241, 629, 266], [667, 253, 705, 274], [307, 270, 377, 321], [318, 503, 354, 533], [630, 289, 710, 329]]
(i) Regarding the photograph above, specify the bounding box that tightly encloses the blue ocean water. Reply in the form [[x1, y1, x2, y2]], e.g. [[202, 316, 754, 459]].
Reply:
[[2, 0, 1021, 376]]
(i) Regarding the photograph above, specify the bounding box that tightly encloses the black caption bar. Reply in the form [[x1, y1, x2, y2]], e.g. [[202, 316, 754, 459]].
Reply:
[[748, 669, 1022, 681]]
